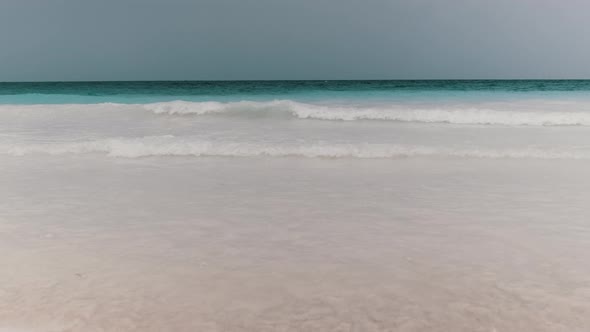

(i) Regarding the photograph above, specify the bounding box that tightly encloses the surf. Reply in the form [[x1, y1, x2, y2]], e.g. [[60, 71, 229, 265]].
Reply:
[[3, 136, 589, 160], [5, 100, 590, 126]]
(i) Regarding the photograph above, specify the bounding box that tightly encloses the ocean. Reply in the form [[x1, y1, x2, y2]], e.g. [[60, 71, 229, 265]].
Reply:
[[4, 80, 590, 159], [2, 80, 590, 331]]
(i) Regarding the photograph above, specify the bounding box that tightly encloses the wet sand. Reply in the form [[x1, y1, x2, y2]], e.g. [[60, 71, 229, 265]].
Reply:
[[1, 156, 590, 331]]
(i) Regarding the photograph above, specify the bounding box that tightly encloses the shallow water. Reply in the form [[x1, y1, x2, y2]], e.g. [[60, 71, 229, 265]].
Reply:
[[2, 81, 590, 331], [2, 157, 590, 331]]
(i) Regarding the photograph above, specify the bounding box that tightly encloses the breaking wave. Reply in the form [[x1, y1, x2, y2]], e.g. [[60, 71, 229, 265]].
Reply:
[[2, 136, 589, 160], [3, 100, 590, 126], [144, 100, 590, 126]]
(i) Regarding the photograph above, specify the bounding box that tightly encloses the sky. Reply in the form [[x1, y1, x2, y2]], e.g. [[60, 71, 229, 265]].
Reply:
[[1, 0, 589, 81]]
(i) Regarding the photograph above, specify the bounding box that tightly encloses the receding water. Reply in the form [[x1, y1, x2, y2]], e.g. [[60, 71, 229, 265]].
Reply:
[[2, 81, 590, 331]]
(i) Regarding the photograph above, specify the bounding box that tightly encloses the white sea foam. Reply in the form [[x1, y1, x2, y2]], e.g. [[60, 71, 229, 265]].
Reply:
[[2, 136, 588, 160], [139, 100, 313, 115], [143, 100, 590, 126], [3, 100, 590, 126]]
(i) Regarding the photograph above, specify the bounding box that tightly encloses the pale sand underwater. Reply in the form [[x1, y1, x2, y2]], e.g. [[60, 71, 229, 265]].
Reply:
[[1, 155, 590, 332], [3, 81, 590, 331]]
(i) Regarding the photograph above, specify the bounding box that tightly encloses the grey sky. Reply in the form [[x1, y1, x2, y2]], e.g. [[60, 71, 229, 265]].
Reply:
[[1, 0, 589, 81]]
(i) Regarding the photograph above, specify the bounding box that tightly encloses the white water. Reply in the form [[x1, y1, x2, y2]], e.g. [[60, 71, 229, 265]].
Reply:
[[3, 136, 590, 160], [7, 99, 590, 126], [3, 99, 590, 161], [146, 99, 590, 125]]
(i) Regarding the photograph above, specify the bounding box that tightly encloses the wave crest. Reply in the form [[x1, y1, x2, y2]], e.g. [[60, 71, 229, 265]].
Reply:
[[142, 100, 590, 126], [3, 101, 590, 126], [2, 137, 588, 160]]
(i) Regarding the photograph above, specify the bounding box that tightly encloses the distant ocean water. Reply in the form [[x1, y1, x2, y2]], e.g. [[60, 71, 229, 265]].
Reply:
[[3, 80, 590, 104], [2, 80, 590, 159]]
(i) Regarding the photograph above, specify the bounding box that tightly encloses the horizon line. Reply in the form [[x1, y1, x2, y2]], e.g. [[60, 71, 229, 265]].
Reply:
[[2, 78, 590, 83]]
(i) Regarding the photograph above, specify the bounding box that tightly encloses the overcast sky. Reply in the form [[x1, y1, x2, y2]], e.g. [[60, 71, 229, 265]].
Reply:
[[1, 0, 589, 81]]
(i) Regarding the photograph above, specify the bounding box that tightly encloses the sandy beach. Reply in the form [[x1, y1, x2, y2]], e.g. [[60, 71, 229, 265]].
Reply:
[[2, 155, 590, 331]]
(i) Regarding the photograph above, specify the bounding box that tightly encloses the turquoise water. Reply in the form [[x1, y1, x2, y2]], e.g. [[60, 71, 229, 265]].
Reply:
[[4, 79, 590, 159], [2, 80, 590, 104]]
